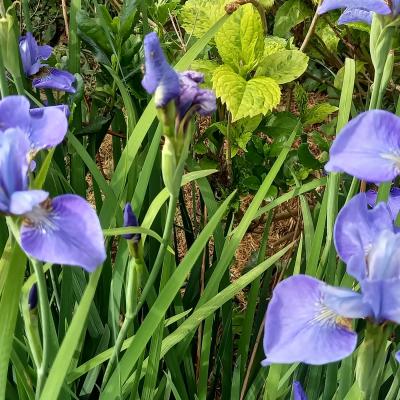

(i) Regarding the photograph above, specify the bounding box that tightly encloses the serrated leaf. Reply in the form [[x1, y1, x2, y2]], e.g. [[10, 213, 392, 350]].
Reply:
[[189, 59, 219, 87], [273, 0, 312, 38], [215, 4, 264, 76], [302, 103, 339, 127], [213, 65, 281, 122], [264, 36, 287, 57], [256, 49, 309, 84], [179, 0, 229, 39]]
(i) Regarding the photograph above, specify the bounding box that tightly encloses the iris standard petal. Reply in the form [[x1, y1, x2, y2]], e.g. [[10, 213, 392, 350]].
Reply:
[[318, 0, 390, 15], [0, 95, 31, 132], [21, 195, 106, 271], [9, 190, 49, 215], [32, 68, 76, 93], [29, 105, 68, 149], [334, 193, 393, 280], [325, 110, 400, 182], [141, 32, 180, 107], [338, 8, 373, 24], [0, 128, 30, 213], [366, 188, 400, 220], [19, 32, 52, 76], [293, 382, 308, 400], [262, 275, 357, 365], [361, 278, 400, 323]]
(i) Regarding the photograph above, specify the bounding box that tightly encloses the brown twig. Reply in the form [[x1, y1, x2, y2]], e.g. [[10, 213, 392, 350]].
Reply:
[[61, 0, 69, 40]]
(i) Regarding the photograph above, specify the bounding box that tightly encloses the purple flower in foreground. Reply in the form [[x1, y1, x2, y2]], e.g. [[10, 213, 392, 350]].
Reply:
[[0, 100, 106, 271], [32, 68, 76, 93], [122, 203, 141, 242], [318, 0, 391, 24], [366, 188, 400, 220], [325, 110, 400, 182], [263, 193, 400, 365], [141, 33, 216, 117], [0, 96, 68, 151], [293, 382, 308, 400], [19, 32, 52, 76]]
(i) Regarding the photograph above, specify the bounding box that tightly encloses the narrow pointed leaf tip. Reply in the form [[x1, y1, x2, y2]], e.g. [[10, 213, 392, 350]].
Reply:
[[262, 275, 360, 365], [325, 110, 400, 182]]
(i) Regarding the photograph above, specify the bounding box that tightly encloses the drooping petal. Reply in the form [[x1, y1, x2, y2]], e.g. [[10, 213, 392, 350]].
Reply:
[[293, 382, 308, 400], [318, 0, 390, 15], [122, 203, 140, 241], [141, 32, 180, 107], [32, 68, 76, 93], [325, 110, 400, 182], [21, 195, 106, 271], [262, 275, 358, 365], [338, 8, 373, 24], [366, 188, 400, 220], [0, 128, 30, 213], [30, 104, 70, 119], [334, 193, 394, 280], [361, 278, 400, 323], [28, 105, 68, 149], [9, 190, 49, 215]]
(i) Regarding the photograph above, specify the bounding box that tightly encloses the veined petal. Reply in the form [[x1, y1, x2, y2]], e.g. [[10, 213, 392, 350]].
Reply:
[[338, 8, 373, 24], [21, 195, 106, 271], [30, 104, 70, 119], [0, 128, 30, 213], [325, 110, 400, 182], [32, 68, 76, 93], [334, 193, 394, 280], [366, 188, 400, 221], [293, 382, 308, 400], [318, 0, 390, 15], [361, 278, 400, 323], [141, 32, 180, 107], [262, 275, 357, 365]]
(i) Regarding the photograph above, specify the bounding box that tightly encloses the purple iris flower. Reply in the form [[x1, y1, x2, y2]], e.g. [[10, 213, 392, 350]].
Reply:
[[19, 32, 52, 76], [263, 193, 400, 365], [366, 188, 400, 220], [0, 99, 106, 271], [141, 33, 216, 117], [0, 96, 68, 151], [32, 68, 76, 94], [122, 203, 141, 242], [293, 382, 308, 400], [30, 104, 71, 119], [318, 0, 391, 25], [325, 110, 400, 182]]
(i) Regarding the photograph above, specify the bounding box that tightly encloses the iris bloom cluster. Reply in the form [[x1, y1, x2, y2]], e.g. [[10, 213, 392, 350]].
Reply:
[[0, 95, 106, 271], [318, 0, 400, 25], [263, 108, 400, 365], [19, 32, 76, 93], [141, 32, 216, 125]]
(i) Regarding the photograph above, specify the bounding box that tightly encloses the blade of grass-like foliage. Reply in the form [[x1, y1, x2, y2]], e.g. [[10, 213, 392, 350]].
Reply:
[[100, 192, 236, 397], [196, 125, 299, 398], [120, 243, 294, 397], [40, 19, 229, 397], [0, 244, 26, 398]]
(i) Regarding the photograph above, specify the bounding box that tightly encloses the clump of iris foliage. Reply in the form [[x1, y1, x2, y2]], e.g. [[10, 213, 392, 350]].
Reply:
[[2, 0, 400, 399]]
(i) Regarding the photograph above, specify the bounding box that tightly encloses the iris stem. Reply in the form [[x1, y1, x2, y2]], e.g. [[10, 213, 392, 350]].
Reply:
[[0, 44, 8, 97], [31, 259, 51, 398]]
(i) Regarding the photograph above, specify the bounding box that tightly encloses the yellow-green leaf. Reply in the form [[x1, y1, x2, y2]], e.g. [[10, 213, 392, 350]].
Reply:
[[179, 0, 229, 39], [259, 0, 274, 8], [215, 4, 264, 76], [212, 65, 281, 122], [263, 36, 287, 57], [302, 103, 339, 127], [256, 49, 309, 84]]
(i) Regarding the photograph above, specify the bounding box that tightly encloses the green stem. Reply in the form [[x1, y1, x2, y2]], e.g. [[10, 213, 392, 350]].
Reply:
[[31, 260, 51, 398], [21, 0, 32, 32], [0, 43, 8, 97]]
